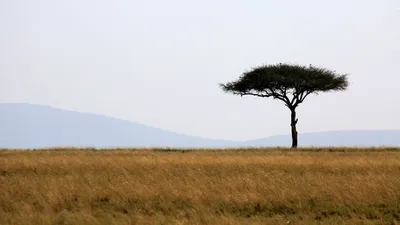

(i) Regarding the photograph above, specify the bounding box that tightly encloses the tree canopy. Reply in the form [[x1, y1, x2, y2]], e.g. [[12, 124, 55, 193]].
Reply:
[[220, 63, 348, 109]]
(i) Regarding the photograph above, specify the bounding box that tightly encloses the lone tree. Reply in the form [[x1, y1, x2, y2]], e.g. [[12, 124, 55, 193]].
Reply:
[[220, 63, 348, 148]]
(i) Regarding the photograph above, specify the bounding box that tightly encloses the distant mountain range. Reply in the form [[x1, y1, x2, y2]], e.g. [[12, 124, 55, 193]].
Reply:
[[1, 103, 399, 149]]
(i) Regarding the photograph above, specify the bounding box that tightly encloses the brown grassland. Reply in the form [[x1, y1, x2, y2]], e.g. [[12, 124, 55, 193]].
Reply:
[[1, 147, 400, 225]]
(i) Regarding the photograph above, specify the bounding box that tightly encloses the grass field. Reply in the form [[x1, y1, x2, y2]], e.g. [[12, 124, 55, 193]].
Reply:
[[1, 147, 400, 225]]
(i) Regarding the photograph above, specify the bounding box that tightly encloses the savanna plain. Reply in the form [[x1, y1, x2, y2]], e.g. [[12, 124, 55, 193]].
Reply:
[[1, 148, 400, 225]]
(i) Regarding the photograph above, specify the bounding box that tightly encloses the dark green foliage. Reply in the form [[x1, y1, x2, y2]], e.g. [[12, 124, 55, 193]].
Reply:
[[220, 63, 348, 109]]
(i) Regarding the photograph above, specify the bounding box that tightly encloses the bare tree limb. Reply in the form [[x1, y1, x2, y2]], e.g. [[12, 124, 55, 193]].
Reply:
[[233, 91, 273, 98], [293, 90, 312, 108], [269, 88, 291, 106]]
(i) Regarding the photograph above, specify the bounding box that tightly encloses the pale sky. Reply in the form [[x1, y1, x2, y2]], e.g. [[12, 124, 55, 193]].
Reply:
[[1, 0, 399, 141]]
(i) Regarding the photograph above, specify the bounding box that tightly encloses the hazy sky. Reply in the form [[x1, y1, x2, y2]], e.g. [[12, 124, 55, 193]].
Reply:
[[1, 0, 399, 141]]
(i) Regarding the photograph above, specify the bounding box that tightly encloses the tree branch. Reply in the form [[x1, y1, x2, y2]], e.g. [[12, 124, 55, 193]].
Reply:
[[300, 90, 312, 102], [290, 93, 298, 106], [279, 87, 292, 107], [232, 91, 273, 98], [293, 90, 313, 108], [298, 92, 304, 102], [269, 88, 291, 106], [232, 89, 293, 107]]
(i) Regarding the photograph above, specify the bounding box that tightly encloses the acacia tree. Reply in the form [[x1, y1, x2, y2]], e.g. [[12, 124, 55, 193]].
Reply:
[[220, 63, 348, 148]]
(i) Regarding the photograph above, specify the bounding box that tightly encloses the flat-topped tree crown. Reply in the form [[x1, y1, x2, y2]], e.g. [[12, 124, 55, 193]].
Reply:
[[220, 63, 348, 109], [219, 63, 349, 148]]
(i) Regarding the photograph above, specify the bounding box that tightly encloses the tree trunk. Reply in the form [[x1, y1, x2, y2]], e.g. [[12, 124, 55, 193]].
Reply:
[[290, 108, 298, 148]]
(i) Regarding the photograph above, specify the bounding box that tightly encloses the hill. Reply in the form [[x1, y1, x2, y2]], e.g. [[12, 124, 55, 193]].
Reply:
[[0, 103, 236, 149], [0, 103, 399, 148]]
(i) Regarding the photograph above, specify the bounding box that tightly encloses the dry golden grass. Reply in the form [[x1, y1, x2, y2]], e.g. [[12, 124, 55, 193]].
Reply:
[[1, 147, 400, 225]]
